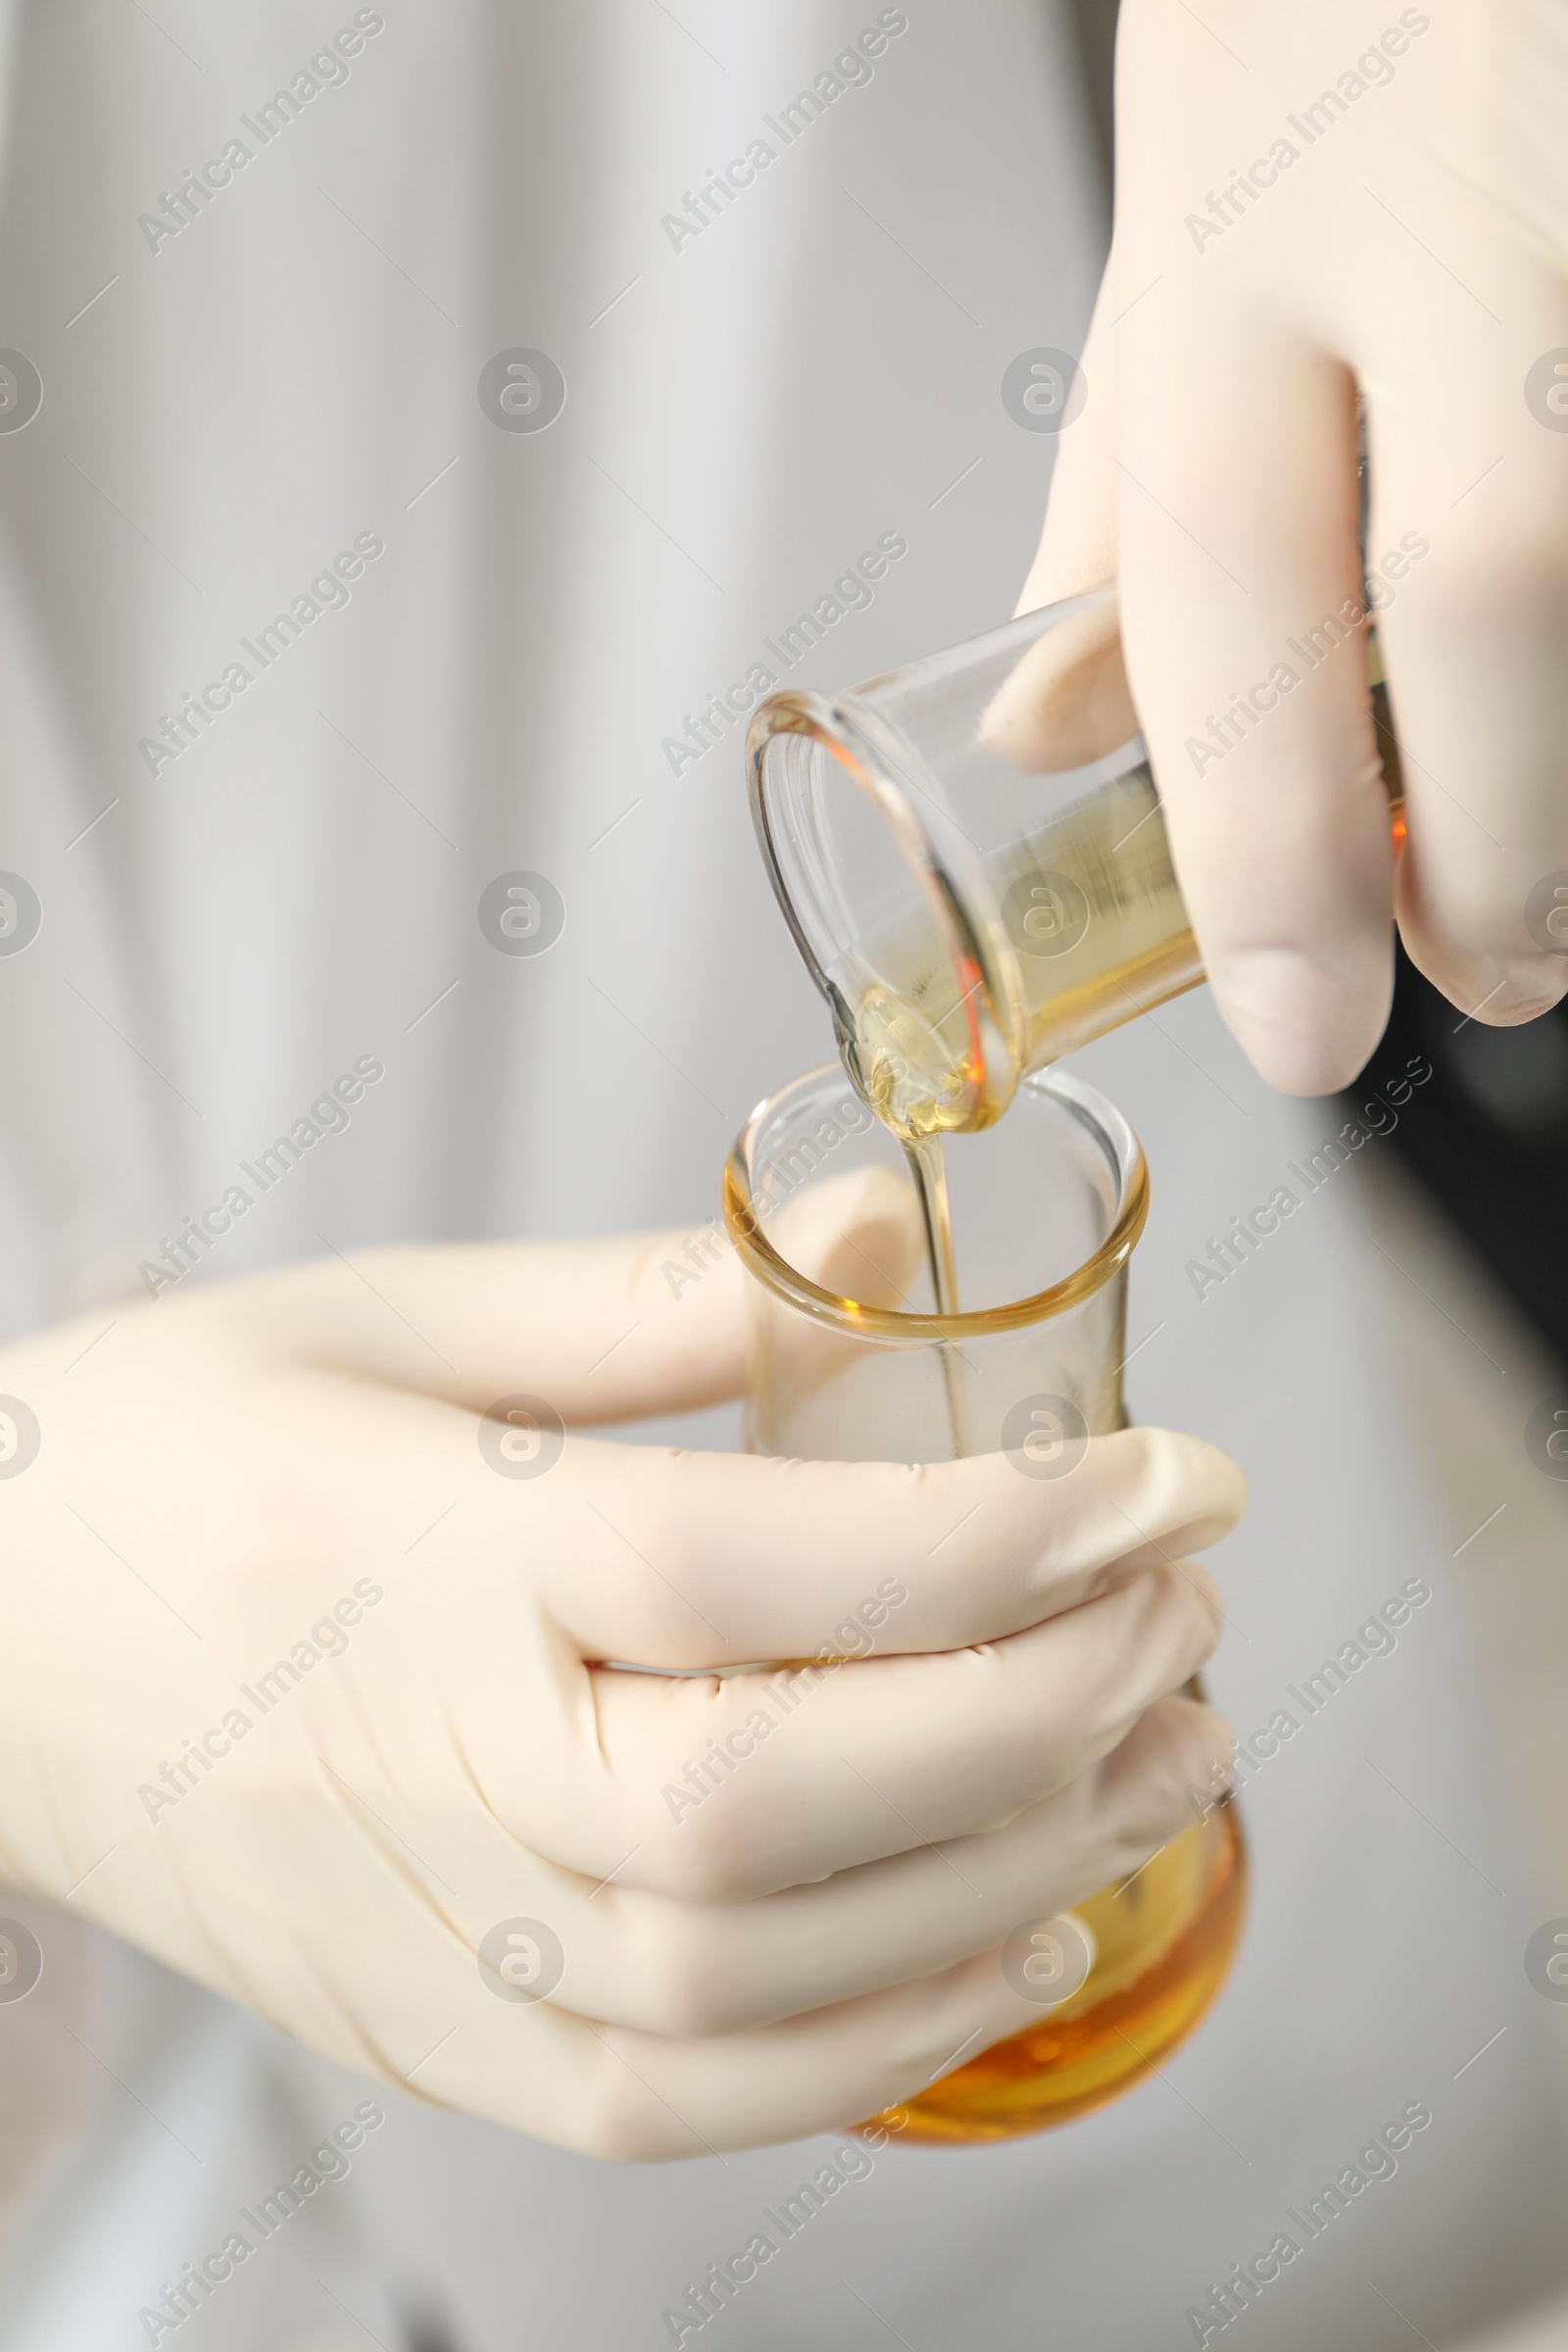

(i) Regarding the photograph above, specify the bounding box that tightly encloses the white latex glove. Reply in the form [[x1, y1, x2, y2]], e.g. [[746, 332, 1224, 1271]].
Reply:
[[1020, 0, 1568, 1094], [0, 1199, 1241, 2157]]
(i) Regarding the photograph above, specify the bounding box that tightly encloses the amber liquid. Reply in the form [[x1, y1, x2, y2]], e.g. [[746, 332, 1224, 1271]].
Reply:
[[841, 678, 1401, 1149], [835, 653, 1400, 2143], [833, 645, 1403, 2139], [850, 774, 1257, 2137], [903, 1131, 972, 1458], [861, 1796, 1247, 2146], [864, 1121, 1248, 2143], [843, 760, 1196, 1146]]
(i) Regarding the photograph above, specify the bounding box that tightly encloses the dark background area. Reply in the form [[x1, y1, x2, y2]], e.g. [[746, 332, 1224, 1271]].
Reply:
[[1348, 948, 1568, 1365], [1062, 0, 1117, 192]]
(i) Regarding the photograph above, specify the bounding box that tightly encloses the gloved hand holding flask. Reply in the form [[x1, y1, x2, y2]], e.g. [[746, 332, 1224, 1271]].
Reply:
[[0, 1221, 1237, 2155]]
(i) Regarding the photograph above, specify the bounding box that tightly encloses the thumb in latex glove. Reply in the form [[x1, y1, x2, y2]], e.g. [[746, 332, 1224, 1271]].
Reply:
[[1015, 0, 1568, 1094], [0, 1199, 1241, 2156]]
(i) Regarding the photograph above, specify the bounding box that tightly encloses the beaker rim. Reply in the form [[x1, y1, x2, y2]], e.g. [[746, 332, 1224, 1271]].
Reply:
[[743, 582, 1129, 1137], [722, 1063, 1148, 1340]]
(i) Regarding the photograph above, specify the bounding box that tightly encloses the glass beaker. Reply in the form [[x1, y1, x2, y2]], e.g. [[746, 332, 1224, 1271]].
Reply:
[[722, 1061, 1246, 2145], [747, 582, 1402, 1145]]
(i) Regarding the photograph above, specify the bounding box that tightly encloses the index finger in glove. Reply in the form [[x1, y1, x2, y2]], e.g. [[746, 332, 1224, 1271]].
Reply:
[[486, 1422, 1244, 1671]]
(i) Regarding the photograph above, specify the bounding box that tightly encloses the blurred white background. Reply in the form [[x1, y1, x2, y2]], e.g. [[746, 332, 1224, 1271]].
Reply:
[[0, 4, 1566, 2347]]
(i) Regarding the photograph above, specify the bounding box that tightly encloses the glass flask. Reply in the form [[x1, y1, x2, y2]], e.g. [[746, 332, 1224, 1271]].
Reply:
[[746, 582, 1402, 1146], [722, 1061, 1247, 2144]]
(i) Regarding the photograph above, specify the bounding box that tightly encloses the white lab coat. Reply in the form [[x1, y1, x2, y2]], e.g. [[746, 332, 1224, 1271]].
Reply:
[[0, 4, 1564, 2346]]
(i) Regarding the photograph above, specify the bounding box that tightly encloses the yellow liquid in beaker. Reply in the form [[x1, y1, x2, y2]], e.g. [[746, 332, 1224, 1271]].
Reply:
[[847, 763, 1197, 1146], [843, 677, 1402, 1148], [865, 1088, 1247, 2145], [856, 892, 1249, 2143]]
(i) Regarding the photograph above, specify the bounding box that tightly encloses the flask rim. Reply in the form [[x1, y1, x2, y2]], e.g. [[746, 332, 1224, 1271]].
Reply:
[[722, 1062, 1149, 1341]]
